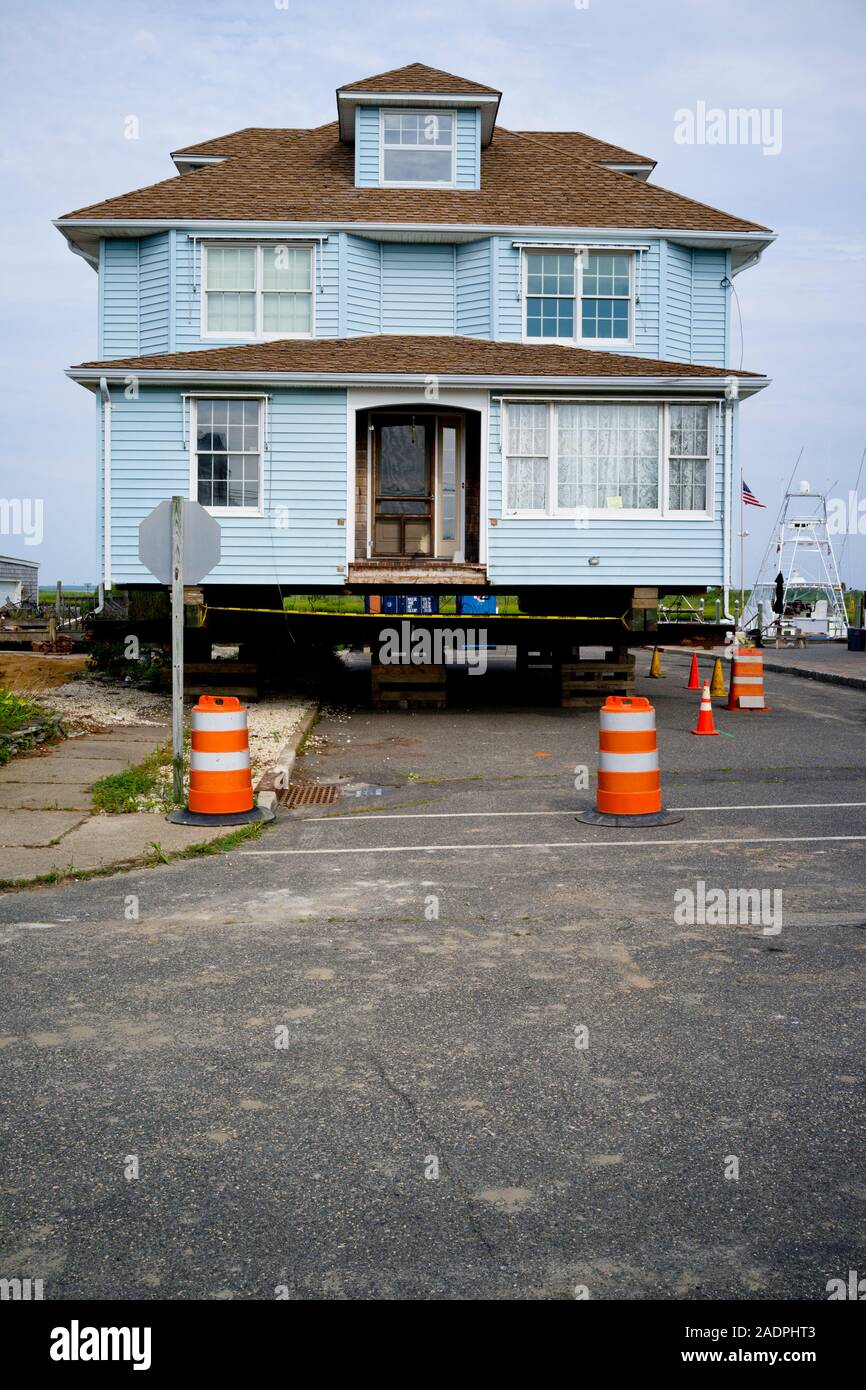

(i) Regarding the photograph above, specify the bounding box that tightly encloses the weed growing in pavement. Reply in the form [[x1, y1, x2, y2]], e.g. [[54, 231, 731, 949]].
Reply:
[[90, 744, 174, 814]]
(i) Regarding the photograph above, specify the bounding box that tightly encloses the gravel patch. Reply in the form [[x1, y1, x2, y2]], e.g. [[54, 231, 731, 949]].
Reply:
[[36, 680, 312, 785], [37, 679, 171, 732], [246, 700, 313, 782]]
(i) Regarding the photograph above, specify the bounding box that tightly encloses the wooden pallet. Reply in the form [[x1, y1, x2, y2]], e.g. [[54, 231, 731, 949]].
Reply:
[[561, 657, 635, 708], [159, 661, 259, 698], [371, 662, 447, 709]]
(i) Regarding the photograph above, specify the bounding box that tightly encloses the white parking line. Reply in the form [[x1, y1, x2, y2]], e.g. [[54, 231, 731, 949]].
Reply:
[[306, 800, 866, 823], [242, 833, 866, 857]]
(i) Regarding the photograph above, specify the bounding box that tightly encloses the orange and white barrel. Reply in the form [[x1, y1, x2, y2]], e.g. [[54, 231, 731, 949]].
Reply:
[[728, 646, 768, 710], [189, 695, 254, 815], [596, 695, 662, 817]]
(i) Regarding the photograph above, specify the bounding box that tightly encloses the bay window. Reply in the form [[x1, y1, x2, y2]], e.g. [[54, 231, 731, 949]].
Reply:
[[504, 401, 713, 518], [524, 250, 633, 345], [193, 398, 262, 513], [203, 243, 314, 338]]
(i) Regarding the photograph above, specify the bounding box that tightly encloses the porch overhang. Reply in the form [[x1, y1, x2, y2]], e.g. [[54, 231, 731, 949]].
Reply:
[[68, 369, 771, 401]]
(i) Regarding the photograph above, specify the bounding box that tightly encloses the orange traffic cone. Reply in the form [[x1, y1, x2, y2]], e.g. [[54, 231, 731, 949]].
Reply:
[[648, 647, 664, 678], [709, 656, 726, 698], [686, 653, 701, 689], [691, 681, 718, 736]]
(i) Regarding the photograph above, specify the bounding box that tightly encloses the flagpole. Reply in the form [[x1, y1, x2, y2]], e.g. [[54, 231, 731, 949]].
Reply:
[[739, 466, 745, 617]]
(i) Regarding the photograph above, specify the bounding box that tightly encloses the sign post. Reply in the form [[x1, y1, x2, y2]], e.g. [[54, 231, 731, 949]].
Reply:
[[171, 496, 185, 804], [139, 498, 222, 806]]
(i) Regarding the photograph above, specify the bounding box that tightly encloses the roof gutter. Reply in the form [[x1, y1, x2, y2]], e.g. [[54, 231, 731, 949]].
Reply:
[[66, 237, 99, 271], [730, 248, 764, 278], [68, 367, 770, 397], [54, 217, 775, 244]]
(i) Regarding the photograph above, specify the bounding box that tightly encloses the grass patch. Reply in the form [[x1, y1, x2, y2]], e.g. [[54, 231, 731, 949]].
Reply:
[[0, 688, 64, 765], [180, 821, 266, 855], [0, 688, 45, 730], [90, 745, 174, 814]]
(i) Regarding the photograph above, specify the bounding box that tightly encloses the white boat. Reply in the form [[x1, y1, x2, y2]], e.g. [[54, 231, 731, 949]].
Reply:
[[741, 482, 848, 640]]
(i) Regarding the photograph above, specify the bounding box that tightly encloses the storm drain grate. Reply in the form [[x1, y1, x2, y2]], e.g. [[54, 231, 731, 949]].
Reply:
[[281, 782, 342, 808]]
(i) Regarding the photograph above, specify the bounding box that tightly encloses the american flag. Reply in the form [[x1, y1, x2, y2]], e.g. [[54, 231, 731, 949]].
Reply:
[[742, 479, 766, 508]]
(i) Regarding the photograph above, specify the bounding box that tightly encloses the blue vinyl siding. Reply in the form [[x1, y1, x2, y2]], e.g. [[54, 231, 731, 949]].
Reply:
[[107, 386, 347, 585], [381, 243, 456, 334], [493, 237, 522, 340], [139, 234, 170, 354], [456, 239, 491, 336], [455, 109, 481, 187], [486, 395, 729, 587], [355, 106, 380, 185], [355, 104, 480, 187], [691, 249, 728, 367], [345, 234, 381, 334], [666, 243, 694, 361], [100, 239, 140, 358], [664, 243, 728, 365], [98, 232, 727, 364]]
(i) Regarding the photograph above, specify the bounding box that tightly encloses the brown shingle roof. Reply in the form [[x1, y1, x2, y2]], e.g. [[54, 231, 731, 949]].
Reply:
[[337, 62, 499, 96], [173, 123, 655, 171], [512, 130, 655, 169], [59, 124, 768, 232], [171, 127, 309, 158], [75, 334, 762, 379]]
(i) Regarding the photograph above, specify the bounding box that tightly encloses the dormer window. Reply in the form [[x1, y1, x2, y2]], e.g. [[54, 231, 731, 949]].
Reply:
[[380, 110, 455, 186]]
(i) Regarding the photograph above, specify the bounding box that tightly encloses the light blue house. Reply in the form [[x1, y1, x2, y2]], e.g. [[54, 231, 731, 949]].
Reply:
[[56, 62, 773, 615]]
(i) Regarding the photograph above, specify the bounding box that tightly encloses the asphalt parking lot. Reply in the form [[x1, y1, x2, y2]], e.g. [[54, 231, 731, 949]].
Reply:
[[1, 653, 865, 1299]]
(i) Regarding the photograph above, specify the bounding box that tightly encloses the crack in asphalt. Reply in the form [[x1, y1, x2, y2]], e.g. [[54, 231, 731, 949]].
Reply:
[[364, 1052, 497, 1257]]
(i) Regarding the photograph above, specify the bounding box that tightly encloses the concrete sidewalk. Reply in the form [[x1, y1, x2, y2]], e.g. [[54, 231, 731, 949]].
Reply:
[[655, 640, 866, 690], [753, 642, 866, 689], [0, 724, 227, 886]]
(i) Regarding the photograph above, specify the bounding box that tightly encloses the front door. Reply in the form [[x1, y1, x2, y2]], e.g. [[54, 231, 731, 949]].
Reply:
[[372, 416, 434, 557]]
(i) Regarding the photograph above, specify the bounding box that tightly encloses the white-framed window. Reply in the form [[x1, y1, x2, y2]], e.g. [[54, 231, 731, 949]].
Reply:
[[504, 403, 550, 513], [503, 401, 714, 520], [380, 109, 456, 186], [191, 397, 264, 514], [202, 243, 314, 339], [667, 404, 711, 514], [523, 250, 634, 346], [558, 403, 659, 510]]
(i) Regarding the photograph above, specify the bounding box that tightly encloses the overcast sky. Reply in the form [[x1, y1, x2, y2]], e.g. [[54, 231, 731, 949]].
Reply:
[[1, 0, 864, 588]]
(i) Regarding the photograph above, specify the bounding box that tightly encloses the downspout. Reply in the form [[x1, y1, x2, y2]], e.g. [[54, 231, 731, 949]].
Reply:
[[100, 377, 112, 593], [722, 376, 738, 623]]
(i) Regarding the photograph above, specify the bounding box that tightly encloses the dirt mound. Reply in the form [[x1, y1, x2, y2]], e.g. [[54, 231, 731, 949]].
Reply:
[[0, 651, 91, 692]]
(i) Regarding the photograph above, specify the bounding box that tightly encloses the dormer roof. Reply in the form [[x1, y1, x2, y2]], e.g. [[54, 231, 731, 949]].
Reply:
[[336, 62, 502, 144]]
